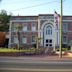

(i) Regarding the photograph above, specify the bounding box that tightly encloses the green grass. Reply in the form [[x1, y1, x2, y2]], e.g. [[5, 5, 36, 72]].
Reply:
[[0, 48, 36, 52], [56, 48, 70, 51]]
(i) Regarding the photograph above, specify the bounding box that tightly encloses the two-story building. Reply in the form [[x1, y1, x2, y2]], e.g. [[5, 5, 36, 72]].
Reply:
[[8, 14, 72, 51]]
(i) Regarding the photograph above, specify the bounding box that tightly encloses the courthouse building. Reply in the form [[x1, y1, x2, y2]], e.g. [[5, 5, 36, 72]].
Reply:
[[8, 13, 72, 51]]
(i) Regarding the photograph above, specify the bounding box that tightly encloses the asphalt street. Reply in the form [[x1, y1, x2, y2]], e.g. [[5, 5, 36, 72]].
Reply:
[[0, 57, 72, 72]]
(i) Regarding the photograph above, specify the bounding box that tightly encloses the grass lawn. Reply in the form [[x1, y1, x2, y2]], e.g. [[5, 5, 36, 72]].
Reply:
[[0, 48, 36, 52], [56, 48, 70, 51]]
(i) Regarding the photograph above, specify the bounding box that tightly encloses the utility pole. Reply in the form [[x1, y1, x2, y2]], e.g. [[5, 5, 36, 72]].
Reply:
[[59, 0, 63, 58]]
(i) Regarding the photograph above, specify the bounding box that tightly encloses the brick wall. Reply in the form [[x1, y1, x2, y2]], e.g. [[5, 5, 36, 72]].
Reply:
[[10, 18, 38, 48], [0, 32, 6, 46]]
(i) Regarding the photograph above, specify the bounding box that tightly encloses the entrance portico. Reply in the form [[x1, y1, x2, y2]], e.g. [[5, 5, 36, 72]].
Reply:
[[40, 20, 55, 50]]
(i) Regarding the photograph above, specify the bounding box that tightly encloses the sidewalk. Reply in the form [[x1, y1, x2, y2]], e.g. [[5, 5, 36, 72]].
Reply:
[[38, 55, 72, 61], [15, 54, 72, 61], [0, 53, 72, 61]]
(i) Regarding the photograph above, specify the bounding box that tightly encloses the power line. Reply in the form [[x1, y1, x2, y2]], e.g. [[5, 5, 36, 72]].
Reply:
[[0, 0, 66, 13], [1, 0, 31, 5], [7, 0, 60, 12]]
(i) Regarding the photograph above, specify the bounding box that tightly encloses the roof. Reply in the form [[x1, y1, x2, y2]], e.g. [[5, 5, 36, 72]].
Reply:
[[10, 15, 38, 20], [39, 14, 54, 16]]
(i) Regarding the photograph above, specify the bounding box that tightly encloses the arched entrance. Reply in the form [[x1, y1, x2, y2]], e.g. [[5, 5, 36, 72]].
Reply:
[[41, 20, 55, 48]]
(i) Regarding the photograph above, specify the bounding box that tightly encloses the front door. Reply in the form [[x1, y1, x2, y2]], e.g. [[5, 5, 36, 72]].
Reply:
[[43, 24, 53, 48], [45, 39, 52, 47]]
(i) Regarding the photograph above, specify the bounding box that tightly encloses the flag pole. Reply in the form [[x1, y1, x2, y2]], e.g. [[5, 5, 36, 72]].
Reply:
[[59, 0, 63, 58]]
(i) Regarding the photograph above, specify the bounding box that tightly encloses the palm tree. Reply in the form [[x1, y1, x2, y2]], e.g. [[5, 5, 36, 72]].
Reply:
[[35, 37, 42, 49], [15, 24, 22, 50]]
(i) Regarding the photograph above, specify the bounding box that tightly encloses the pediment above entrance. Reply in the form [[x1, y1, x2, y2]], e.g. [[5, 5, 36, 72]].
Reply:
[[40, 20, 54, 30]]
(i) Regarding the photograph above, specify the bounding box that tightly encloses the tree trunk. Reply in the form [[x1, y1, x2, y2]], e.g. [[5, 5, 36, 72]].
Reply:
[[17, 30, 20, 50], [36, 40, 38, 49]]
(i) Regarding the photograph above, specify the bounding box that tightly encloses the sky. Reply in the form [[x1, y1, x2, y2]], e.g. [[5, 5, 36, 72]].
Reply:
[[0, 0, 72, 16]]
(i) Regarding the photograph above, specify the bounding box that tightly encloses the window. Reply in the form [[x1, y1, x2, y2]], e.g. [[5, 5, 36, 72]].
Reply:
[[46, 26, 52, 35], [46, 44, 48, 46], [46, 39, 48, 43], [14, 36, 18, 43], [63, 36, 67, 42], [31, 22, 36, 31], [12, 23, 22, 32], [49, 44, 52, 47], [12, 23, 19, 32], [22, 36, 27, 43], [62, 22, 67, 33], [23, 23, 27, 32], [49, 39, 52, 43], [32, 36, 36, 43]]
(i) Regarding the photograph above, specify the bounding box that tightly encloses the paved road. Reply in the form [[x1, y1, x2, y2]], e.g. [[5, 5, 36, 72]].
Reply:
[[0, 57, 72, 72]]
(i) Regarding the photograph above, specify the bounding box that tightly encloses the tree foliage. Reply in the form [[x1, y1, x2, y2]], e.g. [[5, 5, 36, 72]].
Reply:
[[15, 24, 22, 50], [0, 10, 11, 31]]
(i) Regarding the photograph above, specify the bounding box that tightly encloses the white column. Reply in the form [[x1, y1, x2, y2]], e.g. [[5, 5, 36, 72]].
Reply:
[[58, 28, 60, 47], [8, 21, 12, 48], [53, 18, 56, 51], [38, 18, 41, 46], [38, 18, 40, 38], [53, 26, 56, 51]]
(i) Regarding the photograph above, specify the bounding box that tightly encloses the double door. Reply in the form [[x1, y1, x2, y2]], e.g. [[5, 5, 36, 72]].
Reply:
[[45, 39, 52, 47]]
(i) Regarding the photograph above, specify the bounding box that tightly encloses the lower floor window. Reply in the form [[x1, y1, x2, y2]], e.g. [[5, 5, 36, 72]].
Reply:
[[14, 37, 18, 43], [46, 43, 52, 47], [63, 36, 67, 42], [49, 44, 52, 47], [46, 44, 48, 46], [32, 36, 36, 43]]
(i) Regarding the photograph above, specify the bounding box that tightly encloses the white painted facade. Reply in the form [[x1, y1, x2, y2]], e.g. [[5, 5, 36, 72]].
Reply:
[[40, 19, 60, 50]]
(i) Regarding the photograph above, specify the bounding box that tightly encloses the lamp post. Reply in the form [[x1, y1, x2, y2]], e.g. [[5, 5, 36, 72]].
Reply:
[[59, 0, 63, 58]]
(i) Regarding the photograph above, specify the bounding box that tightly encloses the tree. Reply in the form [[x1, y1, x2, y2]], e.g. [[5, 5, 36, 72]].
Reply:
[[35, 37, 42, 49], [15, 24, 22, 50], [0, 10, 11, 32]]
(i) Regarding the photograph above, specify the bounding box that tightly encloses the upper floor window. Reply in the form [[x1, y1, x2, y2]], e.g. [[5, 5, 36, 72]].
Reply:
[[22, 23, 27, 32], [12, 23, 18, 32], [31, 22, 36, 31], [46, 26, 52, 35], [12, 23, 22, 32]]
